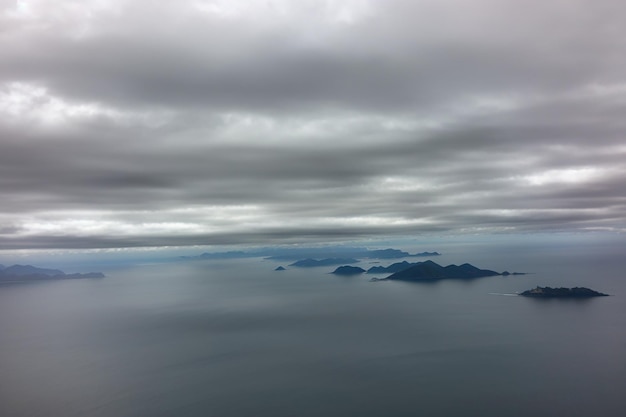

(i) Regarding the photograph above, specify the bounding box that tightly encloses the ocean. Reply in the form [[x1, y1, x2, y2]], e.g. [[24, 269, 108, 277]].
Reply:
[[1, 236, 625, 416]]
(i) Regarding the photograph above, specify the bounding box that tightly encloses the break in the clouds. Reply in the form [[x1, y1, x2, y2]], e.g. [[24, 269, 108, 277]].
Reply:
[[1, 0, 625, 250]]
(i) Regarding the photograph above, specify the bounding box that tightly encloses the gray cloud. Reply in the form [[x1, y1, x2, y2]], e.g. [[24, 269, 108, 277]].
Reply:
[[1, 0, 625, 250]]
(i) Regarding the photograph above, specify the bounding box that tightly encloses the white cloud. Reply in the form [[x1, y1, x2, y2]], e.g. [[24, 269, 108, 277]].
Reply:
[[0, 82, 174, 128], [523, 168, 601, 186]]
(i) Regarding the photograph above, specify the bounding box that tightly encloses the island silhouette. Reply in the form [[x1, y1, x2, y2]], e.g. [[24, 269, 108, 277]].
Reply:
[[331, 266, 366, 275]]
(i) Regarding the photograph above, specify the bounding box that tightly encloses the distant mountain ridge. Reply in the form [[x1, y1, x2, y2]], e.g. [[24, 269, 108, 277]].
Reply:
[[0, 264, 104, 282], [181, 246, 440, 261], [289, 258, 359, 267], [2, 264, 65, 276]]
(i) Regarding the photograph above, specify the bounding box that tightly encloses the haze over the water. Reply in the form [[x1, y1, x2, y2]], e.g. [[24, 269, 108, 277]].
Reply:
[[1, 0, 625, 252]]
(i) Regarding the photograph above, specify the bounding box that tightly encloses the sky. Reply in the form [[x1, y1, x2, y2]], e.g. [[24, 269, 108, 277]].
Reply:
[[1, 0, 625, 251]]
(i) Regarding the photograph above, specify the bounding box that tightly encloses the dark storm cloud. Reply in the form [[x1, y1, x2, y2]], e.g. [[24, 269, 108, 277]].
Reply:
[[1, 0, 625, 249]]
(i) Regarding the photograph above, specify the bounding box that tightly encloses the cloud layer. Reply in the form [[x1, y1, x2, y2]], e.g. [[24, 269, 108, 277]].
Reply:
[[1, 0, 625, 249]]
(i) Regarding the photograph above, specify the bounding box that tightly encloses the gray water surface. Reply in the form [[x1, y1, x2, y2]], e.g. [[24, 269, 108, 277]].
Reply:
[[1, 242, 625, 416]]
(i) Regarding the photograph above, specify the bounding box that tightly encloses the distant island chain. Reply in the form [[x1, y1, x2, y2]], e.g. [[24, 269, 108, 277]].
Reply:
[[1, 246, 610, 298]]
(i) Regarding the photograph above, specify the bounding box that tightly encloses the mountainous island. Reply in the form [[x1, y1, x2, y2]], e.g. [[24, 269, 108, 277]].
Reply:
[[331, 266, 366, 275], [289, 258, 359, 267], [274, 266, 286, 271], [379, 260, 501, 281], [520, 286, 609, 298], [367, 260, 419, 274], [0, 264, 105, 283]]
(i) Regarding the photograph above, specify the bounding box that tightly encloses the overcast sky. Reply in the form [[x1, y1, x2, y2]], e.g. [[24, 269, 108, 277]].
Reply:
[[1, 0, 625, 250]]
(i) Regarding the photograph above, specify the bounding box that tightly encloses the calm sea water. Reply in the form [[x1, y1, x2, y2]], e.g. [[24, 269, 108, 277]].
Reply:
[[1, 238, 625, 416]]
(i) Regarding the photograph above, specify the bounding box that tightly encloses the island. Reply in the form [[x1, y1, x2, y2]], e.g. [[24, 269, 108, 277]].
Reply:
[[274, 266, 286, 271], [289, 258, 359, 267], [380, 260, 501, 281], [520, 286, 609, 298], [0, 264, 105, 283], [331, 266, 366, 275]]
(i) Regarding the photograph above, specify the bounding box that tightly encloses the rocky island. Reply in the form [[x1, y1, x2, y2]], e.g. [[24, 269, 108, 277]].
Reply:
[[0, 264, 105, 283], [520, 286, 609, 298]]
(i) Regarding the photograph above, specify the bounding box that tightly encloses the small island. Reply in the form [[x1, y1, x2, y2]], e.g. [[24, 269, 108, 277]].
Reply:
[[331, 266, 366, 275], [274, 266, 286, 271], [0, 264, 105, 283], [501, 271, 527, 276], [520, 286, 609, 298], [413, 251, 441, 257]]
